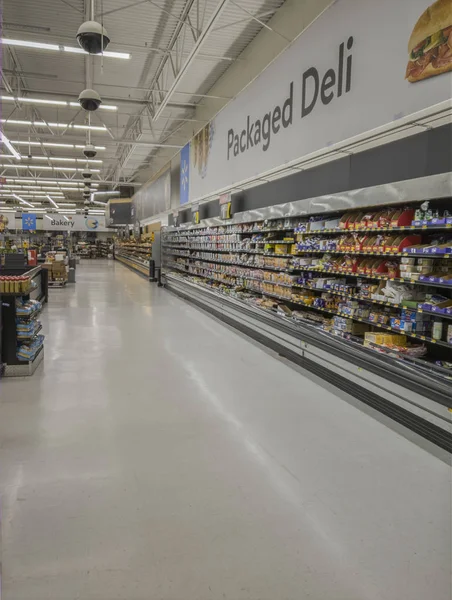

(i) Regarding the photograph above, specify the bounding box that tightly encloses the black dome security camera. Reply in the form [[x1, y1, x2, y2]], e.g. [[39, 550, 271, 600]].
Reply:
[[83, 144, 97, 158], [84, 199, 91, 206], [78, 88, 102, 111], [84, 183, 92, 190], [76, 21, 110, 54], [82, 169, 92, 179]]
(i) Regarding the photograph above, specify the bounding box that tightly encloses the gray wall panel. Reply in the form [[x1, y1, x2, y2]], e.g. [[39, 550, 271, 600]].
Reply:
[[350, 131, 429, 189]]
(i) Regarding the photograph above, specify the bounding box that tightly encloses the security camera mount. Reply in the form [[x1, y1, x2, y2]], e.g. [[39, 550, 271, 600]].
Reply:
[[78, 88, 102, 112], [76, 20, 110, 55]]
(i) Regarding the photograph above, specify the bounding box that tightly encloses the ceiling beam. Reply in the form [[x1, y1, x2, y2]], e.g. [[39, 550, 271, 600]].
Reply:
[[152, 0, 230, 121]]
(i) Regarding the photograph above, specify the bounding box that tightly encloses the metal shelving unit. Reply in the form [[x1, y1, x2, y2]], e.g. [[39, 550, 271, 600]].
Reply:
[[1, 265, 48, 377], [162, 198, 452, 381]]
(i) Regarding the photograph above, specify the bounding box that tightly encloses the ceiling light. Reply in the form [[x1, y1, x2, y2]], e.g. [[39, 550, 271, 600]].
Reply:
[[1, 95, 117, 111], [0, 164, 100, 172], [5, 178, 99, 186], [64, 47, 129, 60], [92, 191, 119, 196], [0, 192, 64, 197], [2, 185, 68, 191], [30, 156, 102, 164], [70, 102, 116, 111], [1, 38, 130, 59], [1, 132, 21, 159], [58, 203, 77, 207], [46, 195, 59, 209], [11, 141, 106, 150], [1, 39, 60, 51], [1, 119, 107, 131]]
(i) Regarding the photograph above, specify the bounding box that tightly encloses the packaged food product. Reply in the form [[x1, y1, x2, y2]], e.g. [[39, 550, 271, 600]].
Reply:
[[432, 321, 443, 340]]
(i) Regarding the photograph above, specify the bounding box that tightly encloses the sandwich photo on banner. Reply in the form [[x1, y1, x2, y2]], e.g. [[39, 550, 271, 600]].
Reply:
[[406, 0, 452, 82]]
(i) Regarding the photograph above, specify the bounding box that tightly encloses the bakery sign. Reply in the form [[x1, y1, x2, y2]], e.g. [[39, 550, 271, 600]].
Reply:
[[189, 0, 452, 202], [43, 214, 109, 231]]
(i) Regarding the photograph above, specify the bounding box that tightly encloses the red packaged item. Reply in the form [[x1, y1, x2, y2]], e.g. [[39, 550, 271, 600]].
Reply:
[[390, 208, 415, 227]]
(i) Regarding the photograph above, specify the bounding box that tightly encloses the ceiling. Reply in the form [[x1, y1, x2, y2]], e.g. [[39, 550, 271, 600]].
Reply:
[[1, 0, 287, 214]]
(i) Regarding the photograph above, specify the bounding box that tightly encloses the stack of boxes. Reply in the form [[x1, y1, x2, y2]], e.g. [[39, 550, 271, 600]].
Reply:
[[390, 309, 432, 335]]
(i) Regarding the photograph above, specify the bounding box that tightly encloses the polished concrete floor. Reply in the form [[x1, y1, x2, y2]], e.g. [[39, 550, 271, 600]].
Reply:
[[0, 261, 450, 600]]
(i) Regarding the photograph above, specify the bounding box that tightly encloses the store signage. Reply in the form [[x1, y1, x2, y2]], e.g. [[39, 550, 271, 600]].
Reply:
[[227, 39, 354, 161], [219, 192, 232, 219], [43, 214, 109, 232], [22, 213, 37, 231], [180, 143, 190, 205], [189, 0, 452, 202], [191, 203, 200, 225]]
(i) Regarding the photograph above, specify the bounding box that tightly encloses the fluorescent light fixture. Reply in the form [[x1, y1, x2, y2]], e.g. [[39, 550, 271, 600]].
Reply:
[[5, 178, 99, 186], [1, 39, 130, 59], [1, 95, 117, 111], [1, 119, 107, 132], [58, 203, 77, 207], [46, 195, 59, 209], [92, 191, 120, 196], [0, 164, 100, 172], [63, 46, 130, 59], [13, 193, 34, 208], [2, 39, 60, 51], [68, 102, 116, 111], [3, 185, 68, 191], [45, 215, 53, 221], [1, 132, 21, 160], [30, 156, 102, 164], [11, 141, 106, 150]]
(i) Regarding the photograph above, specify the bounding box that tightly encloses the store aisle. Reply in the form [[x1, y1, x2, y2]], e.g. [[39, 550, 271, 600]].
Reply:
[[0, 261, 450, 600]]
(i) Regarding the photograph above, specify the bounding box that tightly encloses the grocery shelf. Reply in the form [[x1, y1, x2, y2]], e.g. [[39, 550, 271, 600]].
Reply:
[[166, 225, 452, 238], [17, 323, 43, 341], [115, 252, 150, 277], [171, 267, 452, 348], [163, 198, 452, 377]]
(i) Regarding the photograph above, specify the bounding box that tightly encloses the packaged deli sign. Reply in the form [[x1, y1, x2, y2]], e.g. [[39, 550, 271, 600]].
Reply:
[[228, 38, 354, 159], [190, 0, 452, 201]]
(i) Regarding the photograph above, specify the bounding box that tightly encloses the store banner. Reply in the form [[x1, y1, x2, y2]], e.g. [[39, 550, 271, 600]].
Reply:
[[180, 143, 190, 205], [189, 0, 452, 201], [43, 214, 109, 232], [22, 213, 37, 231], [132, 169, 171, 222]]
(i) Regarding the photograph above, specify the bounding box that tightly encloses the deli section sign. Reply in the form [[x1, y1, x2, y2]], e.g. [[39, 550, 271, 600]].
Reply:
[[189, 0, 452, 201]]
